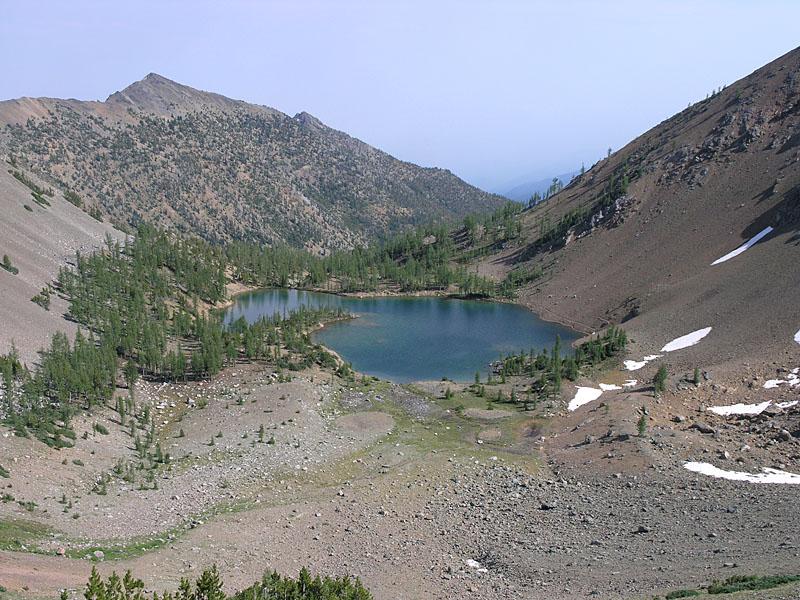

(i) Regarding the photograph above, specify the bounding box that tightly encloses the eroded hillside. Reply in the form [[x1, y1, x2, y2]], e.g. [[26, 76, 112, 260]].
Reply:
[[0, 74, 504, 251], [478, 46, 800, 374]]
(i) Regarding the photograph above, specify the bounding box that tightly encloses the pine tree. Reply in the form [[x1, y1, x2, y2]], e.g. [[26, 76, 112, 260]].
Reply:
[[653, 365, 668, 396]]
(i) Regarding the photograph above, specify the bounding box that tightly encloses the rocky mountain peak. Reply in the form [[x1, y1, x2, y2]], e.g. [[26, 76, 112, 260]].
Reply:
[[106, 73, 241, 115]]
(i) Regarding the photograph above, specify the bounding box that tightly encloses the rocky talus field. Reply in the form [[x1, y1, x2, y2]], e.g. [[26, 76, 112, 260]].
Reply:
[[1, 351, 800, 599]]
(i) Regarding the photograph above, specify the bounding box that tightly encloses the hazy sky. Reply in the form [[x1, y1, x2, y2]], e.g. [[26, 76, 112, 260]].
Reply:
[[1, 1, 799, 192]]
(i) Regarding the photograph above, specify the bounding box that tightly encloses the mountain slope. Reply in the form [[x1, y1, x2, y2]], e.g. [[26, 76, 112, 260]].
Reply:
[[502, 169, 579, 203], [0, 74, 503, 250], [478, 46, 800, 375], [0, 167, 123, 364]]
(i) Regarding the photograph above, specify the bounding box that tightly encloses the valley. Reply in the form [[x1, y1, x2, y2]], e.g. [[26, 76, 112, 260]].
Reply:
[[1, 26, 799, 600]]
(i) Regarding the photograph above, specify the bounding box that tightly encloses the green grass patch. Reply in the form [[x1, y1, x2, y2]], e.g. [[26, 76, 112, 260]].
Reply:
[[665, 590, 702, 599], [64, 527, 183, 561], [0, 518, 52, 551], [658, 574, 800, 599], [708, 574, 800, 594]]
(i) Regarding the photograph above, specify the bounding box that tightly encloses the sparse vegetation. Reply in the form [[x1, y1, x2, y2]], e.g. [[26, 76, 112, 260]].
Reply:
[[637, 409, 648, 437], [1, 254, 19, 275], [82, 565, 372, 600], [495, 326, 628, 408], [656, 574, 800, 599], [708, 574, 800, 594], [31, 286, 51, 310], [653, 365, 668, 396]]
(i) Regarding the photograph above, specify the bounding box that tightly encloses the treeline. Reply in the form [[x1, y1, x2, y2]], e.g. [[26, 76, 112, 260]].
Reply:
[[228, 218, 507, 296], [1, 202, 530, 443], [492, 326, 628, 406], [82, 565, 372, 600], [528, 163, 639, 254], [0, 226, 347, 445]]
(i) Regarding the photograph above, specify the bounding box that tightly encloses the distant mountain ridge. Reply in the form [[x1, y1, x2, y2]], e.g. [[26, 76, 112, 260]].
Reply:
[[502, 170, 580, 203], [0, 74, 504, 250]]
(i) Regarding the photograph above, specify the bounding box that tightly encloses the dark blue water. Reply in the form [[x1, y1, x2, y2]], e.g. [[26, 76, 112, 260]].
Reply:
[[223, 289, 578, 383]]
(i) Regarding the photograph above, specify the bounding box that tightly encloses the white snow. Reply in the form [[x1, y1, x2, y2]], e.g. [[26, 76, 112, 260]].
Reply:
[[795, 329, 800, 345], [708, 401, 771, 416], [465, 559, 488, 573], [763, 368, 800, 389], [599, 383, 622, 391], [684, 461, 800, 484], [624, 360, 647, 371], [711, 226, 774, 265], [623, 379, 638, 387], [568, 386, 603, 411], [623, 355, 661, 371], [660, 327, 712, 352], [777, 400, 799, 409]]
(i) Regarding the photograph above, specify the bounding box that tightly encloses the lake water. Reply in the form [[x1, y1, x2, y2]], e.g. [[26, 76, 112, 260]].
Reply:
[[223, 289, 578, 383]]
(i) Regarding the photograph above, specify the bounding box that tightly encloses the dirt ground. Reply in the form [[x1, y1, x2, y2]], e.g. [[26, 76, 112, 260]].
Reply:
[[1, 352, 800, 600]]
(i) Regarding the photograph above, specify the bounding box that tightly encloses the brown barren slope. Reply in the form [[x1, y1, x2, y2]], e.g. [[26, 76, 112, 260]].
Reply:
[[0, 167, 122, 364], [480, 46, 800, 377]]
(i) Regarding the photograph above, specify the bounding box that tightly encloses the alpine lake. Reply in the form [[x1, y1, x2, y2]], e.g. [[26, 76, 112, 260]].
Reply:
[[222, 288, 578, 383]]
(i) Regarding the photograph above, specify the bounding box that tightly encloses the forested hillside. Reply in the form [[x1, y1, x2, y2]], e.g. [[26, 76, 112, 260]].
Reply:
[[1, 201, 533, 446], [0, 74, 504, 250]]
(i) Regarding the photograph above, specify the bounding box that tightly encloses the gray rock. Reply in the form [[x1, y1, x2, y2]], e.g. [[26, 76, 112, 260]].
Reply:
[[691, 422, 716, 435]]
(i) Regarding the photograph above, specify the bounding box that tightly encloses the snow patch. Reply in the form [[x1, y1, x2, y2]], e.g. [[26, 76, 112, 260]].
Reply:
[[777, 400, 799, 409], [568, 387, 603, 411], [624, 360, 647, 371], [599, 383, 622, 391], [763, 368, 800, 389], [795, 329, 800, 345], [684, 461, 800, 484], [623, 355, 661, 371], [623, 379, 638, 387], [708, 401, 771, 416], [661, 327, 712, 352], [465, 559, 488, 573], [711, 226, 774, 265]]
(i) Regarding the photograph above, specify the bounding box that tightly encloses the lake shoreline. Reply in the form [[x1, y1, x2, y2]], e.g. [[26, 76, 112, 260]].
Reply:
[[221, 283, 587, 340], [222, 287, 580, 383]]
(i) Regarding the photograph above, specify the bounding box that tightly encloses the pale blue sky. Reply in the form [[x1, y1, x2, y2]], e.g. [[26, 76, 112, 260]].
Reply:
[[1, 1, 798, 192]]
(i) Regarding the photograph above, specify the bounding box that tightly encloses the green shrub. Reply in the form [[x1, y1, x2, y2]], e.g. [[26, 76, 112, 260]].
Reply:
[[89, 206, 103, 222], [64, 189, 83, 207], [653, 365, 668, 396], [664, 590, 703, 600], [708, 574, 800, 594], [82, 565, 372, 600], [0, 464, 9, 478], [1, 255, 19, 275], [665, 589, 702, 599], [637, 412, 648, 437]]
